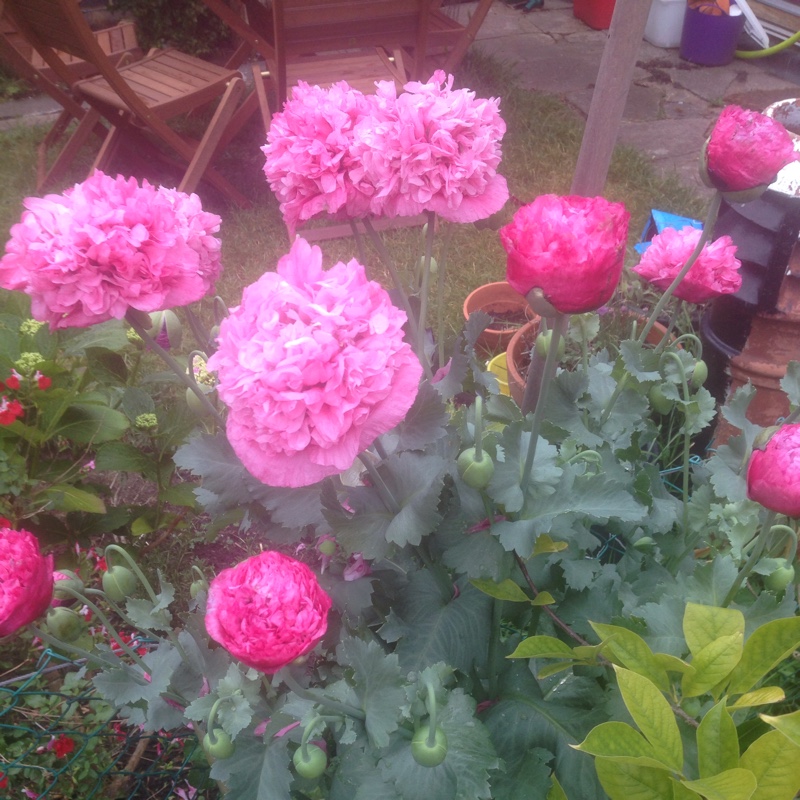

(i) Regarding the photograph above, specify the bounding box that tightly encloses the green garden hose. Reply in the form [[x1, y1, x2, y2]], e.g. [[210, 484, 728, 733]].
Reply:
[[735, 27, 800, 58]]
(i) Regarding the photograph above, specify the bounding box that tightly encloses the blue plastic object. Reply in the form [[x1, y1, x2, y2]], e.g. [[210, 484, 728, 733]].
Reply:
[[635, 209, 703, 255]]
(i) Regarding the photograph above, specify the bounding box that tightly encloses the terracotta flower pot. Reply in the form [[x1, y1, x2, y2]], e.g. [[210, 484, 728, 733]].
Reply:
[[463, 282, 534, 356], [506, 314, 673, 408]]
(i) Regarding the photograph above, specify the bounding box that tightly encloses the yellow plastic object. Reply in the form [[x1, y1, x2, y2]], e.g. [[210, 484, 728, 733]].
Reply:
[[487, 353, 510, 396]]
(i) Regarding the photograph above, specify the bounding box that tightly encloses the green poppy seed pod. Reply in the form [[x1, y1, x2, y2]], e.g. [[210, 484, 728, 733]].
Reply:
[[45, 607, 84, 643], [293, 744, 327, 779], [53, 569, 84, 601], [457, 447, 495, 490], [102, 565, 139, 602], [764, 559, 795, 593], [202, 729, 235, 760], [411, 725, 448, 767], [690, 359, 708, 389]]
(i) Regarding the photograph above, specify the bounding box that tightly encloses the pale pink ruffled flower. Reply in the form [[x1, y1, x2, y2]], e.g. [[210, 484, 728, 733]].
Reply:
[[633, 226, 741, 304], [208, 237, 422, 488], [262, 81, 375, 234], [501, 195, 630, 314], [706, 105, 798, 192], [353, 71, 508, 222], [0, 172, 222, 329], [205, 551, 331, 673], [0, 527, 53, 636]]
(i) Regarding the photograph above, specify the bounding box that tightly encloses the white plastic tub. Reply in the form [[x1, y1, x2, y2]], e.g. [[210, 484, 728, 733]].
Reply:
[[644, 0, 687, 48]]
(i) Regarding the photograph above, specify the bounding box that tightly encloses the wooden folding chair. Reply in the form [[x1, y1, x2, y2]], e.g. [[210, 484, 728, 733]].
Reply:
[[0, 15, 141, 190], [424, 0, 496, 75], [4, 0, 250, 206]]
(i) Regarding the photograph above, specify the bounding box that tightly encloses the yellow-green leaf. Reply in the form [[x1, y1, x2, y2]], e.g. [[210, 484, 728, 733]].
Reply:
[[44, 484, 106, 514], [670, 779, 702, 800], [682, 769, 757, 800], [728, 687, 785, 710], [532, 591, 555, 606], [654, 653, 694, 676], [697, 700, 739, 778], [615, 666, 683, 772], [683, 603, 744, 658], [760, 709, 800, 748], [595, 757, 675, 800], [682, 633, 743, 698], [572, 643, 605, 662], [727, 617, 800, 695], [740, 730, 800, 800], [533, 534, 568, 555], [506, 635, 575, 660], [573, 722, 672, 771], [535, 661, 575, 679], [547, 774, 568, 800], [591, 623, 670, 692], [470, 578, 530, 603]]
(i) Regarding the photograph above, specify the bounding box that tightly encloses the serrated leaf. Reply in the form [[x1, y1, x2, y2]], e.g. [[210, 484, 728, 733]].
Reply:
[[615, 666, 682, 772], [159, 482, 198, 508], [759, 709, 800, 747], [44, 484, 106, 514], [471, 578, 530, 603], [442, 528, 509, 581], [212, 736, 292, 800], [727, 616, 800, 695], [697, 700, 739, 779], [682, 633, 743, 698], [729, 687, 785, 709], [507, 635, 575, 660], [337, 638, 405, 749], [682, 769, 757, 800], [491, 746, 553, 800], [780, 361, 800, 407], [380, 570, 491, 673], [590, 623, 670, 693], [395, 381, 449, 450], [595, 757, 675, 800], [740, 730, 800, 800]]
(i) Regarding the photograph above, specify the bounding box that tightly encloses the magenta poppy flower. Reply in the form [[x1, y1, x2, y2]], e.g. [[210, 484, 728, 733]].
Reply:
[[0, 526, 53, 636], [262, 81, 376, 235], [205, 551, 331, 673], [633, 226, 741, 304], [747, 424, 800, 517], [706, 105, 798, 193], [208, 237, 422, 488], [353, 71, 508, 222], [501, 194, 630, 314], [0, 172, 222, 329]]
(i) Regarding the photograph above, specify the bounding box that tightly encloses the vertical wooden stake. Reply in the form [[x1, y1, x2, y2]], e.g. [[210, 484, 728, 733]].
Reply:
[[570, 0, 654, 196]]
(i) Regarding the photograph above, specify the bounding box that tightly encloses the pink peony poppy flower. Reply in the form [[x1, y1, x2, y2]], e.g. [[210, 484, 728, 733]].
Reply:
[[262, 81, 376, 235], [747, 424, 800, 517], [0, 172, 222, 329], [633, 226, 741, 304], [208, 237, 422, 488], [205, 551, 331, 673], [706, 105, 798, 193], [353, 71, 508, 222], [0, 526, 54, 636], [501, 194, 630, 314]]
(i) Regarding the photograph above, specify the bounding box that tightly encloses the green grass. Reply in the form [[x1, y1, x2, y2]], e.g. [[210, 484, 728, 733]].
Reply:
[[0, 51, 707, 342]]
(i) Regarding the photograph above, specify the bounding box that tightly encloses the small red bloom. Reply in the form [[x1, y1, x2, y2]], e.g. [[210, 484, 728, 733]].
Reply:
[[0, 397, 23, 425], [35, 371, 51, 390], [4, 371, 20, 391], [51, 734, 75, 758], [0, 771, 7, 789]]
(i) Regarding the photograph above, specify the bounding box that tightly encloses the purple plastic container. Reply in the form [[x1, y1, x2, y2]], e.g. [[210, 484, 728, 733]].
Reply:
[[680, 3, 746, 66]]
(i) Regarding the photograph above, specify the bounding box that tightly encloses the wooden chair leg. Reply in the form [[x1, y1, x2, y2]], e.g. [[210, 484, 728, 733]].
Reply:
[[252, 63, 272, 133], [38, 107, 104, 190]]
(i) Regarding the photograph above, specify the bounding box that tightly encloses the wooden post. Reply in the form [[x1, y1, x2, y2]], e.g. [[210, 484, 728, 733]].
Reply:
[[570, 0, 653, 196]]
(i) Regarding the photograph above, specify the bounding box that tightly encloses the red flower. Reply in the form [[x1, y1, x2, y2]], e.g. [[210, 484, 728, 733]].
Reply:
[[747, 424, 800, 517], [706, 105, 798, 193], [501, 194, 630, 315], [0, 771, 7, 789], [3, 371, 20, 391], [35, 370, 51, 390], [0, 397, 23, 425], [51, 734, 75, 758]]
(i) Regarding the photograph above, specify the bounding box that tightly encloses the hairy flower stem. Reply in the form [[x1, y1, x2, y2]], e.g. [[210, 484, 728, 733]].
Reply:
[[362, 219, 430, 378], [637, 192, 722, 346], [520, 314, 569, 495], [417, 211, 437, 366], [185, 306, 212, 354], [357, 454, 400, 514], [437, 224, 453, 368], [424, 680, 438, 747], [125, 310, 225, 428], [349, 220, 367, 266], [487, 599, 502, 698], [662, 351, 693, 534], [280, 668, 366, 721], [513, 554, 589, 647], [723, 510, 778, 606]]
